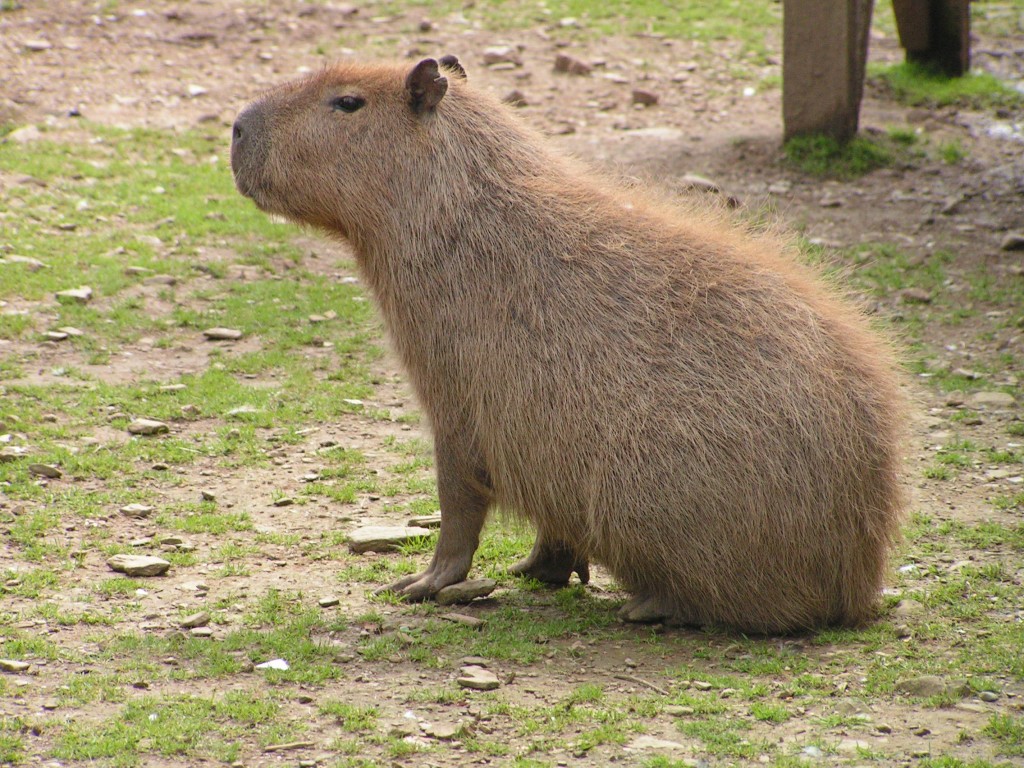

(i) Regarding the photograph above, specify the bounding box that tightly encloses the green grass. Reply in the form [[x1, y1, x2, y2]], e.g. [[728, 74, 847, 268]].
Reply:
[[783, 133, 913, 179], [873, 61, 1024, 110]]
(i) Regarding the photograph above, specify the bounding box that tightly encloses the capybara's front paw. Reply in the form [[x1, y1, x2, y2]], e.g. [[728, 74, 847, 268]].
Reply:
[[510, 542, 590, 585], [619, 594, 697, 627], [377, 564, 469, 601]]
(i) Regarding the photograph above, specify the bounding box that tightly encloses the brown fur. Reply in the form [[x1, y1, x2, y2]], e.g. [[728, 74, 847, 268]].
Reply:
[[231, 57, 906, 634]]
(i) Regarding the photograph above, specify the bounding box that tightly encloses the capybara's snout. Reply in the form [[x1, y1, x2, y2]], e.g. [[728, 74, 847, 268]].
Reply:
[[230, 102, 268, 200]]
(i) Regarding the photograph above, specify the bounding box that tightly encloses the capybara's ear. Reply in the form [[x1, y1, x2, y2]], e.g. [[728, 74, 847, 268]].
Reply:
[[439, 54, 467, 79], [406, 58, 448, 114]]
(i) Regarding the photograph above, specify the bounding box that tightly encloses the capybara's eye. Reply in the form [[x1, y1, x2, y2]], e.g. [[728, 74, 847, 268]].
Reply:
[[330, 95, 365, 113]]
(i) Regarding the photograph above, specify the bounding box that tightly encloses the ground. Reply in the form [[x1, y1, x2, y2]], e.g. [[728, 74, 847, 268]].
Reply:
[[1, 1, 1023, 767]]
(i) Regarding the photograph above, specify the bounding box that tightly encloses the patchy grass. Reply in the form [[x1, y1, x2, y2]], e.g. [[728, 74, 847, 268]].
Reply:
[[873, 61, 1024, 110], [783, 132, 919, 179]]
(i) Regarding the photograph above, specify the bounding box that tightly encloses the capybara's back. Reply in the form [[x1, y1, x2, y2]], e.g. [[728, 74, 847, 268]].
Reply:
[[231, 57, 906, 633]]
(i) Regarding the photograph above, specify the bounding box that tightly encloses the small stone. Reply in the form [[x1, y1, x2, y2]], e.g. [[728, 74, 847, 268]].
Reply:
[[318, 596, 341, 608], [7, 125, 41, 143], [631, 89, 659, 107], [692, 681, 713, 691], [4, 255, 47, 271], [128, 419, 169, 436], [457, 665, 500, 691], [125, 265, 153, 276], [876, 723, 893, 734], [626, 735, 688, 751], [913, 726, 931, 737], [554, 53, 591, 75], [1000, 232, 1024, 251], [200, 490, 217, 502], [895, 675, 948, 697], [945, 391, 965, 407], [837, 739, 870, 753], [0, 660, 30, 673], [0, 447, 28, 463], [308, 314, 326, 324], [187, 84, 208, 97], [407, 514, 442, 528], [255, 658, 290, 671], [940, 195, 964, 215], [979, 690, 1000, 702], [893, 599, 925, 620], [678, 173, 721, 194], [180, 404, 200, 418], [272, 497, 294, 507], [502, 89, 528, 107], [179, 612, 210, 629], [441, 613, 486, 628], [802, 745, 824, 758], [44, 330, 69, 342], [819, 196, 844, 208], [22, 39, 53, 51], [482, 45, 521, 66], [28, 463, 62, 479], [664, 705, 695, 716], [422, 720, 471, 740], [107, 554, 171, 577], [967, 391, 1015, 409], [120, 503, 154, 518], [436, 578, 497, 605], [347, 525, 432, 553], [41, 699, 59, 710], [899, 287, 933, 304], [203, 327, 243, 341], [143, 274, 177, 286], [189, 627, 213, 638], [55, 286, 93, 304]]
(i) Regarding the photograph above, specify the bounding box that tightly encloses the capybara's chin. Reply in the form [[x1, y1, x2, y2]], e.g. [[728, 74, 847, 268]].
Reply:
[[231, 56, 907, 635]]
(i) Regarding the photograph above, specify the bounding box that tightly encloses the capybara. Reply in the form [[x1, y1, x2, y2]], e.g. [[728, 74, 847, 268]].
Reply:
[[231, 57, 906, 634]]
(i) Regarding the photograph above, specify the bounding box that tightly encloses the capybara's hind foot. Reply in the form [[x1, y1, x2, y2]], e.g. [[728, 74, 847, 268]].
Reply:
[[510, 537, 589, 585], [619, 594, 696, 627]]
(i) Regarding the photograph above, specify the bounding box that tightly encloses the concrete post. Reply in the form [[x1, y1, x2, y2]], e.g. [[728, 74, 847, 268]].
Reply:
[[783, 0, 875, 142]]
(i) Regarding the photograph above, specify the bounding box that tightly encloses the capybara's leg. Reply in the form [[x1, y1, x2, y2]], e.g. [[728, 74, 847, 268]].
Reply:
[[619, 593, 699, 628], [382, 438, 489, 600], [510, 535, 590, 585]]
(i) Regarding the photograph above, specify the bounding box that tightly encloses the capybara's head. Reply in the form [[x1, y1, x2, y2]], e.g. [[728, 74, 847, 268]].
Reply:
[[231, 56, 465, 234]]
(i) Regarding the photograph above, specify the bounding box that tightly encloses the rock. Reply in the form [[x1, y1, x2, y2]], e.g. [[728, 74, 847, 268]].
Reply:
[[200, 489, 217, 502], [255, 658, 290, 671], [347, 525, 431, 553], [631, 89, 659, 107], [226, 405, 260, 417], [979, 690, 1000, 702], [407, 514, 443, 528], [482, 45, 521, 67], [554, 53, 591, 75], [179, 611, 210, 629], [0, 660, 30, 673], [895, 675, 950, 697], [502, 89, 528, 107], [143, 274, 177, 286], [22, 39, 52, 51], [4, 255, 47, 271], [318, 596, 341, 608], [945, 391, 965, 407], [55, 286, 93, 304], [187, 84, 208, 98], [272, 497, 294, 507], [626, 735, 688, 751], [119, 503, 154, 518], [44, 331, 69, 341], [899, 287, 932, 304], [28, 463, 62, 479], [422, 720, 472, 740], [441, 612, 486, 628], [436, 578, 497, 605], [967, 391, 1015, 409], [664, 705, 695, 716], [0, 448, 29, 462], [189, 627, 213, 638], [837, 739, 870, 753], [203, 327, 243, 340], [127, 419, 169, 436], [678, 173, 721, 194], [940, 195, 964, 215], [457, 665, 500, 691], [8, 125, 41, 143], [1000, 232, 1024, 251], [893, 599, 925, 620], [692, 681, 713, 691], [107, 554, 171, 577]]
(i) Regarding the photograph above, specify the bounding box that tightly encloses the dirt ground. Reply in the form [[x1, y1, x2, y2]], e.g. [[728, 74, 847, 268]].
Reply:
[[2, 1, 1024, 766]]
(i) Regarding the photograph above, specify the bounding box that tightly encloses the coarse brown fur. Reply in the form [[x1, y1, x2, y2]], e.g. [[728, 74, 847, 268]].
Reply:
[[231, 57, 907, 634]]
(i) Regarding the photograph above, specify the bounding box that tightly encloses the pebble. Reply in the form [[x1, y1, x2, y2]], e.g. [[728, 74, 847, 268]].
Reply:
[[663, 705, 695, 716], [979, 690, 1001, 702], [895, 675, 967, 698], [837, 739, 870, 753], [436, 578, 497, 605], [44, 331, 69, 342], [966, 391, 1015, 409], [4, 255, 47, 271], [119, 503, 154, 518], [7, 125, 41, 143], [692, 680, 713, 691], [502, 89, 528, 107], [631, 89, 659, 107], [187, 84, 208, 98], [457, 665, 500, 691], [255, 658, 290, 671], [899, 287, 933, 304], [893, 598, 925, 620], [179, 612, 210, 629], [422, 720, 470, 740], [28, 463, 62, 479], [626, 735, 689, 752], [272, 497, 295, 507], [189, 627, 213, 638], [107, 554, 171, 577], [1000, 231, 1024, 251], [200, 490, 217, 502], [441, 612, 486, 628], [55, 286, 93, 304], [0, 660, 30, 673], [482, 45, 521, 67], [202, 327, 244, 341], [22, 39, 53, 51], [128, 419, 169, 436], [347, 525, 431, 553], [318, 596, 341, 608], [407, 514, 442, 528], [554, 53, 591, 75]]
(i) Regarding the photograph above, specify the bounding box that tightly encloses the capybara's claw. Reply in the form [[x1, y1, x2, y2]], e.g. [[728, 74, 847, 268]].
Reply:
[[510, 540, 590, 585], [377, 565, 469, 601]]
